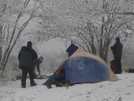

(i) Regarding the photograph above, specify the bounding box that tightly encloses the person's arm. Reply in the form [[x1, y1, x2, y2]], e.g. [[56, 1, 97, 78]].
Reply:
[[66, 47, 70, 53], [36, 63, 41, 75], [110, 46, 114, 51], [18, 51, 21, 61], [110, 43, 116, 51]]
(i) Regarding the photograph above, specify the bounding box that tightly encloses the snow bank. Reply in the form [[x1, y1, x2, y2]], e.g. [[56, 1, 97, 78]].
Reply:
[[0, 73, 134, 101]]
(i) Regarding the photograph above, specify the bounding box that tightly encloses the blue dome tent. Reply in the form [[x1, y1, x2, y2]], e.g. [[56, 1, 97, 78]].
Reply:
[[43, 48, 119, 88], [65, 57, 110, 83]]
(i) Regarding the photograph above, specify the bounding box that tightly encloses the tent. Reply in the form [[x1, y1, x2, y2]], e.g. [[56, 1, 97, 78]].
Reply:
[[43, 48, 119, 88]]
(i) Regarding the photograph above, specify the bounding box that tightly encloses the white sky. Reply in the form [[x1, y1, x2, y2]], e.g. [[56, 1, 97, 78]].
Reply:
[[36, 38, 67, 55]]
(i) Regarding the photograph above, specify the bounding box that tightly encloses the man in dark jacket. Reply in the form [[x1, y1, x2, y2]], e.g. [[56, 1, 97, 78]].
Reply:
[[111, 37, 123, 74], [18, 41, 38, 88]]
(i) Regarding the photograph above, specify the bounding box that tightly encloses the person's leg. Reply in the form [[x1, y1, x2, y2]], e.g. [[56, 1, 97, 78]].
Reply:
[[118, 57, 122, 74], [28, 68, 37, 86], [114, 57, 118, 74], [114, 56, 122, 74], [21, 68, 27, 88]]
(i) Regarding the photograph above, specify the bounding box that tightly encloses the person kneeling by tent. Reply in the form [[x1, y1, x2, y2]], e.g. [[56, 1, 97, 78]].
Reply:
[[66, 43, 78, 57]]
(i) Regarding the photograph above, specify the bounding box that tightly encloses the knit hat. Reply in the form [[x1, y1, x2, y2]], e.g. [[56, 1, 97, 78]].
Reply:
[[27, 41, 32, 48], [116, 36, 120, 42]]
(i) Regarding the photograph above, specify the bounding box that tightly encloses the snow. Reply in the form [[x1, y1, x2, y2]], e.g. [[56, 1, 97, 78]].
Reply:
[[0, 73, 134, 101]]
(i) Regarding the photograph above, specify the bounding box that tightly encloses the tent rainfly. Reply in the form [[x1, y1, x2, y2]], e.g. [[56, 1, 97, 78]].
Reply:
[[43, 48, 119, 88]]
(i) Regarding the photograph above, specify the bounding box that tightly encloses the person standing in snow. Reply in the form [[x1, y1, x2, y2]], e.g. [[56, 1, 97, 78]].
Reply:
[[18, 41, 38, 88], [110, 37, 123, 74]]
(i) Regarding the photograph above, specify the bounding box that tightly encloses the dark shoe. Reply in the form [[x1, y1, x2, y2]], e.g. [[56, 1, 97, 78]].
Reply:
[[31, 83, 37, 86], [47, 85, 52, 89], [21, 86, 26, 88]]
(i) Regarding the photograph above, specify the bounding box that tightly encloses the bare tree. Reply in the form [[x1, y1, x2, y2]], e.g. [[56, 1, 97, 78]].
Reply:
[[0, 0, 41, 71], [34, 0, 134, 63], [76, 0, 134, 62]]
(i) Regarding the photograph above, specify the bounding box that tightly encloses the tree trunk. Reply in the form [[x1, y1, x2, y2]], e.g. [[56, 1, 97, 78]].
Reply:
[[0, 26, 2, 61]]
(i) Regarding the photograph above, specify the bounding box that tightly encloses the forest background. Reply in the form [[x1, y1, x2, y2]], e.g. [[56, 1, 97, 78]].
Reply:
[[0, 0, 134, 80]]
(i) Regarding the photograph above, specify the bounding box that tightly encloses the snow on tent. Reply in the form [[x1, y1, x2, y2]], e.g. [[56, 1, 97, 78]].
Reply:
[[43, 47, 119, 88]]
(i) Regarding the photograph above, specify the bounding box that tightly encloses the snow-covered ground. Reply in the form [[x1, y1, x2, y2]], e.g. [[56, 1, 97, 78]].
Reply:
[[0, 73, 134, 101]]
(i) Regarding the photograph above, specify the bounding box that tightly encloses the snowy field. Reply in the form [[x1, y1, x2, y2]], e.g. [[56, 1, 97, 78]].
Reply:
[[0, 73, 134, 101]]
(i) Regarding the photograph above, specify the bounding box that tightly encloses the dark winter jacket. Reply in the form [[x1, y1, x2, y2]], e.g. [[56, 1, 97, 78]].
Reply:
[[18, 46, 38, 69], [66, 44, 78, 57], [111, 42, 123, 57]]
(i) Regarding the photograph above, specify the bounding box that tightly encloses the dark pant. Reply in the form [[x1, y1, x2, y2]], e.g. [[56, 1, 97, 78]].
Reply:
[[114, 56, 122, 74], [21, 68, 35, 87]]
